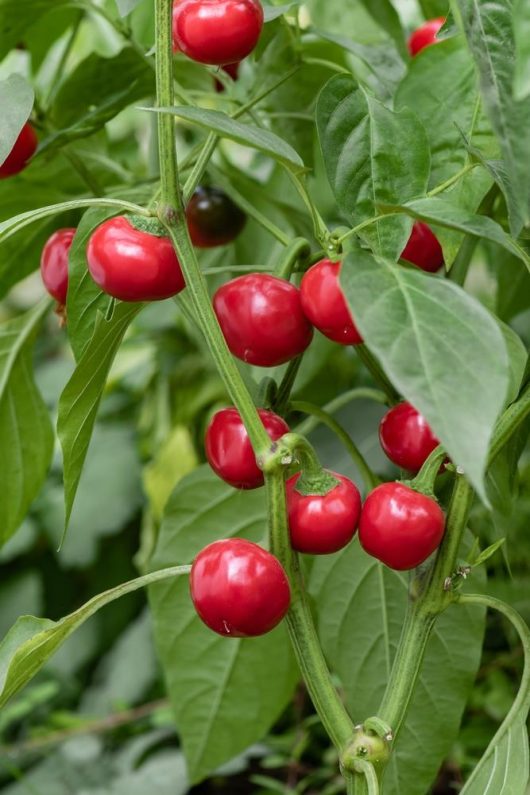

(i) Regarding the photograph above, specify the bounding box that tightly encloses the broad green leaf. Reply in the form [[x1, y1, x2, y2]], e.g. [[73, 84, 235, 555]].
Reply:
[[316, 32, 406, 98], [514, 0, 530, 100], [0, 0, 70, 60], [262, 1, 299, 22], [317, 75, 430, 259], [152, 106, 305, 173], [57, 302, 142, 529], [149, 466, 298, 783], [45, 48, 155, 147], [0, 565, 188, 709], [395, 37, 495, 264], [388, 197, 530, 272], [0, 301, 54, 545], [309, 538, 485, 795], [0, 199, 147, 244], [340, 247, 509, 499], [0, 74, 34, 165], [458, 595, 530, 794], [489, 247, 530, 322], [453, 0, 530, 235], [498, 321, 527, 405]]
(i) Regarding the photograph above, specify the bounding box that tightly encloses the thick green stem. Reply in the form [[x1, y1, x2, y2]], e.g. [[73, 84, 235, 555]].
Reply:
[[377, 475, 473, 737], [267, 472, 355, 750], [154, 0, 269, 454], [295, 388, 389, 436], [290, 400, 379, 491]]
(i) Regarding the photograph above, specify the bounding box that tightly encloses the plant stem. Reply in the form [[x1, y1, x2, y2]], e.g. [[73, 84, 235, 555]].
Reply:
[[290, 400, 379, 491], [154, 0, 270, 454], [302, 56, 350, 74], [267, 471, 355, 750], [274, 356, 303, 414], [377, 475, 473, 736], [294, 388, 389, 436], [488, 381, 530, 464], [447, 234, 477, 286], [427, 163, 477, 197], [45, 11, 84, 108], [63, 148, 104, 196], [355, 346, 400, 404]]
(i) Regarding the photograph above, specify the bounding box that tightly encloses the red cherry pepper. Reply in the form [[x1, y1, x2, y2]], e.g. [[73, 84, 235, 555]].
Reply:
[[40, 228, 76, 305], [408, 17, 445, 57], [401, 222, 444, 273], [86, 216, 185, 302], [379, 402, 440, 473], [0, 122, 38, 179], [359, 482, 445, 570], [206, 407, 289, 489], [213, 273, 313, 367], [286, 471, 361, 554], [172, 0, 264, 65], [186, 186, 246, 248], [300, 258, 362, 345], [215, 62, 240, 92], [190, 538, 291, 637]]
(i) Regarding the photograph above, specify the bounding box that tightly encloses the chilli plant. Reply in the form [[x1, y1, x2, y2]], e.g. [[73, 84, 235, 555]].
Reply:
[[0, 0, 529, 793]]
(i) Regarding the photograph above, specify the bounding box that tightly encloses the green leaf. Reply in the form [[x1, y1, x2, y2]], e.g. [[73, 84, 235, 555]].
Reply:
[[57, 302, 142, 530], [316, 32, 406, 98], [491, 247, 530, 322], [44, 48, 155, 149], [388, 197, 530, 272], [356, 0, 406, 57], [0, 301, 54, 545], [262, 1, 299, 22], [149, 466, 298, 783], [340, 247, 509, 499], [0, 198, 147, 244], [395, 37, 495, 264], [152, 106, 305, 173], [115, 0, 143, 16], [458, 595, 530, 794], [317, 75, 430, 259], [309, 538, 485, 795], [514, 0, 530, 100], [0, 565, 189, 709], [471, 538, 506, 568], [0, 0, 70, 60], [0, 74, 34, 165], [454, 0, 530, 235]]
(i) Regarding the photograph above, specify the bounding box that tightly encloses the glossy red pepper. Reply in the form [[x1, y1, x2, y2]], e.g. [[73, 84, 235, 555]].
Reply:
[[86, 216, 185, 302], [213, 273, 314, 367], [359, 482, 445, 570], [172, 0, 264, 65], [286, 471, 361, 554], [0, 122, 38, 179], [401, 222, 444, 273], [300, 258, 362, 345], [379, 402, 440, 473], [408, 17, 445, 57], [186, 186, 246, 248], [206, 407, 289, 489], [40, 228, 76, 305], [190, 538, 291, 636]]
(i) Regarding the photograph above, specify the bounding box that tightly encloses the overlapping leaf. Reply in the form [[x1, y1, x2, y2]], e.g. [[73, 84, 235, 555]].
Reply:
[[0, 301, 54, 545], [0, 74, 34, 166], [340, 246, 509, 498]]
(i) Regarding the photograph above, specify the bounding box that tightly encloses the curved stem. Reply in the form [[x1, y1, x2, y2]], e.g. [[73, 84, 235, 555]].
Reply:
[[294, 388, 389, 436], [273, 356, 303, 414], [154, 0, 270, 455], [355, 346, 401, 404], [354, 761, 380, 795], [427, 163, 478, 197], [302, 56, 351, 74], [488, 382, 530, 465], [267, 471, 355, 751], [290, 400, 379, 491]]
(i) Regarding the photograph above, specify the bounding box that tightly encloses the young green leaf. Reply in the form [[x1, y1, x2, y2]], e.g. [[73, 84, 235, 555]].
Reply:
[[454, 0, 530, 236], [0, 0, 70, 60], [149, 466, 298, 783], [0, 74, 34, 166], [150, 106, 305, 174], [340, 246, 509, 500], [0, 300, 54, 545], [0, 565, 189, 709], [317, 75, 430, 260], [58, 302, 142, 530], [356, 0, 406, 58]]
